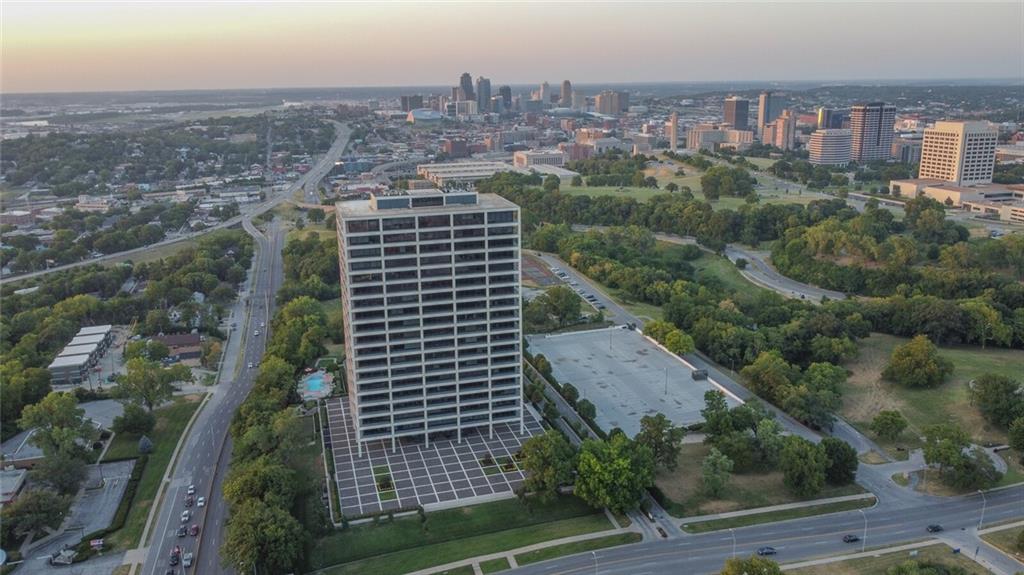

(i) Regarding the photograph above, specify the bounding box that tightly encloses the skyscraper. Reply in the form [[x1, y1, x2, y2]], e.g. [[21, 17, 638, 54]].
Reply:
[[772, 109, 796, 151], [400, 95, 424, 112], [918, 121, 997, 185], [808, 129, 853, 166], [539, 82, 550, 104], [498, 85, 512, 110], [757, 91, 779, 130], [335, 188, 524, 452], [668, 111, 678, 152], [723, 97, 749, 130], [850, 102, 896, 162], [475, 76, 491, 114], [460, 72, 475, 102], [817, 107, 848, 130], [594, 91, 620, 115], [560, 80, 573, 106]]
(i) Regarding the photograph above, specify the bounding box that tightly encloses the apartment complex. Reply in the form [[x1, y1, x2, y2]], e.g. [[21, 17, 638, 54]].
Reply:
[[850, 102, 896, 162], [808, 129, 853, 166], [918, 121, 997, 186], [335, 189, 523, 451]]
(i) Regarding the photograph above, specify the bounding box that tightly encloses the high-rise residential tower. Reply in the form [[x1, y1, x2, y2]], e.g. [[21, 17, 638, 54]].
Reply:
[[460, 72, 475, 102], [498, 85, 512, 110], [336, 188, 524, 452], [669, 111, 679, 152], [723, 97, 749, 130], [475, 77, 491, 114], [850, 102, 896, 162], [560, 80, 573, 106], [918, 121, 997, 186], [817, 107, 848, 130], [808, 129, 853, 166], [757, 91, 779, 129]]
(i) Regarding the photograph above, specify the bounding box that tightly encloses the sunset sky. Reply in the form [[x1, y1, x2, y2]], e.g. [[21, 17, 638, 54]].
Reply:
[[2, 1, 1021, 93]]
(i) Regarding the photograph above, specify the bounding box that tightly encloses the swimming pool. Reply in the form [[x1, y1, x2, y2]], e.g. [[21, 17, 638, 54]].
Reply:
[[305, 373, 325, 392], [300, 370, 332, 400]]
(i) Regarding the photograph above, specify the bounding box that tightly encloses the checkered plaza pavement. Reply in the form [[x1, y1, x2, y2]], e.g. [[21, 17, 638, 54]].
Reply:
[[324, 398, 543, 518]]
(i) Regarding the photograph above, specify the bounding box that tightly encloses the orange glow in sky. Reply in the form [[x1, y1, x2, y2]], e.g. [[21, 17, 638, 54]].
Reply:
[[2, 1, 1021, 93]]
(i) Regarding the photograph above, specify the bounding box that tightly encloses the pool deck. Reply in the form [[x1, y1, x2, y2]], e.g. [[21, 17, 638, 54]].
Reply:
[[301, 370, 334, 401]]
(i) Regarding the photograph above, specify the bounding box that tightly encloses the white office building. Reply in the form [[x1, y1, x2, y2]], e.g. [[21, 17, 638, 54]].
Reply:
[[918, 121, 998, 186], [336, 189, 523, 452], [808, 129, 853, 166]]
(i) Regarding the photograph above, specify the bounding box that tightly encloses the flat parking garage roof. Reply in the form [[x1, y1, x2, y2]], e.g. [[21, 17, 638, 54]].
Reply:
[[325, 399, 543, 518], [527, 327, 740, 437]]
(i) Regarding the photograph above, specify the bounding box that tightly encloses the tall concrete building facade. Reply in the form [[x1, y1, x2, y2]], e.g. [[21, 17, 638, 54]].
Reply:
[[850, 102, 896, 162], [723, 97, 749, 130], [475, 77, 491, 114], [401, 95, 424, 112], [336, 189, 524, 451], [817, 107, 848, 130], [757, 91, 780, 130], [460, 73, 475, 102], [560, 80, 573, 106], [808, 129, 853, 166], [918, 121, 997, 186], [498, 85, 512, 110], [668, 111, 679, 152]]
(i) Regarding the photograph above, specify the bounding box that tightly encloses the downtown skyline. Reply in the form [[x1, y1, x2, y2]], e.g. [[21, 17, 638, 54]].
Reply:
[[2, 1, 1022, 93]]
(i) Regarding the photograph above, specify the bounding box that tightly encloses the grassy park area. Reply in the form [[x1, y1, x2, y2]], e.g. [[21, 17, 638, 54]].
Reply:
[[654, 444, 865, 518], [309, 495, 613, 575], [102, 395, 203, 549], [841, 333, 1024, 459], [560, 185, 670, 203], [513, 532, 642, 566], [681, 498, 875, 533], [788, 544, 986, 574], [981, 526, 1024, 562]]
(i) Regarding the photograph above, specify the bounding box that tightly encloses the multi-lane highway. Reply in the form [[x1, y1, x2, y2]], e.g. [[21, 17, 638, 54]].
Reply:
[[510, 485, 1024, 575]]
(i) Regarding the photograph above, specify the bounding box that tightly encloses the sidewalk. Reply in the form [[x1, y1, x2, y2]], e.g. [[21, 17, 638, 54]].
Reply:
[[940, 527, 1024, 575], [678, 492, 876, 525]]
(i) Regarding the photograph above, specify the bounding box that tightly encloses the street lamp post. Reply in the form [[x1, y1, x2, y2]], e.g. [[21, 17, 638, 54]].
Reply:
[[978, 489, 987, 530], [858, 508, 868, 553], [591, 550, 598, 575], [729, 527, 736, 558]]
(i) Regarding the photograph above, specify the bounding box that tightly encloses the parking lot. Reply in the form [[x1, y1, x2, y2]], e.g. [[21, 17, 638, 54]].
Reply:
[[527, 327, 740, 437], [325, 400, 543, 518]]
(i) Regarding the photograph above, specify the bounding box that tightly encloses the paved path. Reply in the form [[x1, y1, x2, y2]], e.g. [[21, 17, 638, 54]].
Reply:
[[679, 492, 876, 525]]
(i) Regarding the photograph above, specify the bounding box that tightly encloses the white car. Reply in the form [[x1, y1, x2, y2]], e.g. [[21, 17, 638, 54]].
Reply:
[[247, 362, 254, 369], [180, 510, 190, 523], [182, 552, 193, 568], [197, 496, 205, 508], [187, 484, 195, 495], [254, 330, 260, 336], [260, 321, 265, 328]]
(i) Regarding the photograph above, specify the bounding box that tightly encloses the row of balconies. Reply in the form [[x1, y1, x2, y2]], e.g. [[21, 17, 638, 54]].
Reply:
[[359, 409, 521, 438], [356, 360, 520, 386]]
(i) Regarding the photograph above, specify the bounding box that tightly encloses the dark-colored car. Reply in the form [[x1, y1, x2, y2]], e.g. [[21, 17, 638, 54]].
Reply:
[[757, 546, 777, 556], [927, 524, 944, 533], [843, 534, 860, 543], [169, 555, 179, 567], [189, 524, 199, 537], [176, 526, 187, 537]]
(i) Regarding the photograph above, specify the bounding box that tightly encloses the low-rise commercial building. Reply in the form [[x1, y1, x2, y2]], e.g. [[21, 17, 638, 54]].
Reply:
[[513, 150, 565, 168], [416, 162, 516, 187], [48, 354, 93, 386]]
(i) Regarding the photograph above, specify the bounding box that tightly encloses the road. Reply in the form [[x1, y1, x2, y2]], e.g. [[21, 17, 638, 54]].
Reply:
[[140, 217, 283, 575], [509, 485, 1024, 575], [137, 121, 350, 575], [1, 120, 350, 285]]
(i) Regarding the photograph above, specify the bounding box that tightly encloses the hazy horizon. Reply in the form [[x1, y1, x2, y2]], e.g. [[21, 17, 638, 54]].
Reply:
[[2, 1, 1022, 94]]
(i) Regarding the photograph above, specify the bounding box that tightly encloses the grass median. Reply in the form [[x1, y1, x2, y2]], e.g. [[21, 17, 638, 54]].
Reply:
[[681, 497, 876, 533], [479, 557, 511, 573], [309, 495, 611, 574], [102, 394, 203, 549], [514, 532, 642, 566], [787, 543, 986, 574]]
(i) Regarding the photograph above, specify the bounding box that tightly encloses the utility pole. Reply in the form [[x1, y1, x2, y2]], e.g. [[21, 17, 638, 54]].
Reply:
[[858, 508, 868, 553], [978, 489, 987, 530]]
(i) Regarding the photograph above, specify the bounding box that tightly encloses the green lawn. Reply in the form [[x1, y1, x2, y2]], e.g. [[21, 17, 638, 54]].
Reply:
[[788, 543, 986, 575], [102, 395, 203, 549], [514, 532, 642, 566], [479, 557, 511, 573], [981, 526, 1024, 563], [690, 253, 762, 296], [654, 443, 865, 518], [288, 415, 328, 533], [560, 185, 670, 203], [680, 497, 876, 533], [744, 157, 776, 170], [841, 333, 1024, 457], [309, 495, 609, 572]]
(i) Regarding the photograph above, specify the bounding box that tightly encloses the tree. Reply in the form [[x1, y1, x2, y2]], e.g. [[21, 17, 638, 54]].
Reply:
[[19, 392, 94, 459], [882, 335, 953, 389], [821, 437, 858, 485], [636, 413, 686, 470], [1010, 417, 1024, 451], [870, 410, 908, 441], [112, 403, 156, 435], [741, 351, 798, 403], [947, 447, 1002, 490], [561, 382, 579, 406], [520, 430, 577, 502], [970, 373, 1023, 428], [719, 556, 782, 575], [221, 499, 304, 573], [665, 182, 679, 193], [1, 490, 70, 538], [542, 285, 582, 327], [701, 447, 733, 498], [780, 436, 827, 497], [543, 174, 561, 192], [307, 208, 325, 224], [223, 455, 298, 509], [922, 423, 970, 472], [117, 357, 192, 411], [33, 454, 88, 494], [571, 175, 583, 186], [138, 435, 154, 454], [574, 434, 654, 512], [577, 399, 597, 421]]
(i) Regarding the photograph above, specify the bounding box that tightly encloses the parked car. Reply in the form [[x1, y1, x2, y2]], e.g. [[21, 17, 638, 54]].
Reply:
[[757, 546, 777, 556], [843, 534, 860, 543]]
